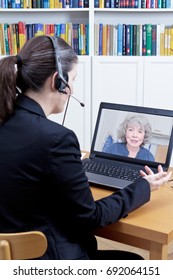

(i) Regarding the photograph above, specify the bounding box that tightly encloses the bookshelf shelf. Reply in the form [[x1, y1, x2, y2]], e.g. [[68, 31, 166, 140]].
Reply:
[[94, 8, 173, 13], [0, 8, 90, 12]]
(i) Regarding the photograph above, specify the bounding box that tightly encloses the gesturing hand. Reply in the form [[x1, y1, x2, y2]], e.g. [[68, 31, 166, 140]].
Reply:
[[140, 165, 172, 192]]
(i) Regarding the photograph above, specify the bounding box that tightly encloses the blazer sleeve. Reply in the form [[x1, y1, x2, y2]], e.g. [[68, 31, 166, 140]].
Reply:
[[47, 128, 150, 231]]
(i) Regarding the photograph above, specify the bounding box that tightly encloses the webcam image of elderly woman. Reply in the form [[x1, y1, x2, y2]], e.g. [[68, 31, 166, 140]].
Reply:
[[103, 115, 155, 161]]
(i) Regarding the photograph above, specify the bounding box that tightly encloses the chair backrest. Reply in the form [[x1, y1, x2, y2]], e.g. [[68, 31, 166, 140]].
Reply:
[[0, 231, 47, 260]]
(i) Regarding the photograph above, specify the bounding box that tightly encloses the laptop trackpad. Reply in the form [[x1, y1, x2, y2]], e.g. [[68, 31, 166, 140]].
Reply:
[[86, 172, 131, 190]]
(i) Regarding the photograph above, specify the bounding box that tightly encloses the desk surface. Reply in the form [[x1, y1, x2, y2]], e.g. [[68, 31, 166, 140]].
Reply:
[[91, 168, 173, 260]]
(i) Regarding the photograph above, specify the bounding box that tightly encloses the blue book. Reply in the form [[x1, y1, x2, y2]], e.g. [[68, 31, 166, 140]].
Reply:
[[94, 0, 99, 7], [26, 24, 33, 40], [43, 0, 49, 8], [105, 0, 111, 7], [69, 0, 73, 7], [73, 0, 78, 7], [111, 0, 115, 7], [117, 24, 123, 56], [99, 24, 103, 55], [85, 23, 89, 55], [15, 0, 20, 8], [55, 24, 61, 37]]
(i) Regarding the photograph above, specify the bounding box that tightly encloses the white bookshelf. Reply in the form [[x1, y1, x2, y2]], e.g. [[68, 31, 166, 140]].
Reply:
[[1, 5, 173, 164]]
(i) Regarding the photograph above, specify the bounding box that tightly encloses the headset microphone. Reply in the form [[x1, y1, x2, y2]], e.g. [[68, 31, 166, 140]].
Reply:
[[70, 95, 85, 107]]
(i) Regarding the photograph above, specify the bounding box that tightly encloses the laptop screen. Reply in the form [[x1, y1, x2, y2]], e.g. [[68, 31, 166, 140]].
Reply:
[[91, 102, 173, 170]]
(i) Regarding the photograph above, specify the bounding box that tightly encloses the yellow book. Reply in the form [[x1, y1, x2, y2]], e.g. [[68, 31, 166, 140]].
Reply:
[[12, 24, 17, 55], [160, 24, 165, 56], [99, 0, 104, 8], [24, 0, 32, 8], [167, 27, 171, 56], [49, 0, 54, 8], [54, 0, 59, 8], [59, 0, 63, 8], [170, 27, 173, 56], [80, 23, 85, 55], [102, 24, 107, 56], [67, 22, 73, 47], [164, 27, 168, 56], [43, 24, 46, 35], [18, 21, 26, 50], [0, 23, 5, 55]]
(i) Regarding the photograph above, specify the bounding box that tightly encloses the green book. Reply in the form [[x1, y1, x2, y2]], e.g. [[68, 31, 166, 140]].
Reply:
[[146, 24, 152, 56]]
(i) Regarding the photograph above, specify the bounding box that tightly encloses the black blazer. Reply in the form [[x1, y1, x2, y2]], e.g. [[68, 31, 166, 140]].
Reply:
[[0, 95, 150, 259]]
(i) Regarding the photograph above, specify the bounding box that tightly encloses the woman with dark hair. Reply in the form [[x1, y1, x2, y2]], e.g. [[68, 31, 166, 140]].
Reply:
[[105, 115, 155, 161], [0, 36, 171, 260]]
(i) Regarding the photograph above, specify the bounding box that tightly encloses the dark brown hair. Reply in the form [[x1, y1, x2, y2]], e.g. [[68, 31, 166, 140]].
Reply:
[[0, 35, 78, 123]]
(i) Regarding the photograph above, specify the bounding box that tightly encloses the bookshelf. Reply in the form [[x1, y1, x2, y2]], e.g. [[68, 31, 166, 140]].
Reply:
[[1, 3, 173, 166]]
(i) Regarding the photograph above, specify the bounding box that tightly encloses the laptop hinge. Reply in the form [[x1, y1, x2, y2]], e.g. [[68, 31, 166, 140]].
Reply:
[[89, 153, 96, 159]]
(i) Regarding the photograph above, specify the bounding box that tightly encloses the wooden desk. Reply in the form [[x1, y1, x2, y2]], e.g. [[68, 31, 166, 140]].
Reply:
[[91, 172, 173, 260]]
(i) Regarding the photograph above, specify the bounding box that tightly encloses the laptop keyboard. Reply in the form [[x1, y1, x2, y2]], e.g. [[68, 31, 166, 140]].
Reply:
[[82, 159, 140, 182]]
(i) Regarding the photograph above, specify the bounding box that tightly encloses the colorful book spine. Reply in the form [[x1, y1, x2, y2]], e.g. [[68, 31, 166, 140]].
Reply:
[[142, 24, 146, 56], [0, 24, 5, 55], [160, 24, 165, 56], [133, 25, 137, 56], [99, 23, 103, 55], [125, 24, 130, 56], [102, 24, 107, 55], [152, 24, 157, 56], [94, 0, 99, 7], [146, 23, 152, 56], [117, 23, 123, 56], [84, 0, 89, 7], [4, 23, 10, 55]]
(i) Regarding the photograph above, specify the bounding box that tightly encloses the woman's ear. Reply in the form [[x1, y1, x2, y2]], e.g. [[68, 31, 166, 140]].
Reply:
[[51, 72, 58, 91]]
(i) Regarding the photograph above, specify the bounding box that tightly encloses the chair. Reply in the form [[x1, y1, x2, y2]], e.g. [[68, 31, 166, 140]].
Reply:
[[0, 231, 47, 260]]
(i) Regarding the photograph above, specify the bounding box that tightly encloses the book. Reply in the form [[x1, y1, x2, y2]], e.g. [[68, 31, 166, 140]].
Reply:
[[112, 25, 117, 56], [102, 24, 107, 55], [12, 23, 18, 55], [117, 23, 123, 56], [133, 25, 137, 56], [167, 27, 171, 56], [84, 0, 89, 7], [170, 27, 173, 56], [0, 23, 5, 55], [18, 21, 26, 50], [125, 24, 131, 56], [160, 24, 165, 56], [156, 24, 161, 56], [94, 24, 99, 55], [146, 23, 152, 56], [94, 0, 99, 7], [99, 24, 103, 55], [3, 23, 10, 55], [122, 24, 126, 56], [151, 24, 157, 56]]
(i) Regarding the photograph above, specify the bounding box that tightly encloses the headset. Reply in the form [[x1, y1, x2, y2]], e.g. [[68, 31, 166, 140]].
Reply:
[[48, 35, 85, 110], [48, 36, 69, 93]]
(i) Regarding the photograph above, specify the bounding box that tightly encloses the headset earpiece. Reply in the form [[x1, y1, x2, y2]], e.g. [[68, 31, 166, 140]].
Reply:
[[48, 36, 69, 93], [55, 71, 69, 92]]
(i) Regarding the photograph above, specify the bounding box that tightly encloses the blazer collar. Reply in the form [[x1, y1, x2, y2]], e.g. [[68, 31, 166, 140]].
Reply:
[[16, 95, 46, 118]]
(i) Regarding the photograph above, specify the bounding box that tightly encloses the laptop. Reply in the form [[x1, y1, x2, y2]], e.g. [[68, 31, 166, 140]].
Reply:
[[82, 102, 173, 190]]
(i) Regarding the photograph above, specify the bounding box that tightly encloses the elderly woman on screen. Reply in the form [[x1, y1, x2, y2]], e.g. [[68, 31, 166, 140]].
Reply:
[[105, 114, 155, 161]]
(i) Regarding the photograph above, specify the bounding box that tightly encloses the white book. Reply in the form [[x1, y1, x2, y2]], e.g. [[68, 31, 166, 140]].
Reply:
[[113, 25, 117, 56]]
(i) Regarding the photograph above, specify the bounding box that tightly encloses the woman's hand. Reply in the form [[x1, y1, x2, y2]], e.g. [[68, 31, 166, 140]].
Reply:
[[140, 165, 172, 191]]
